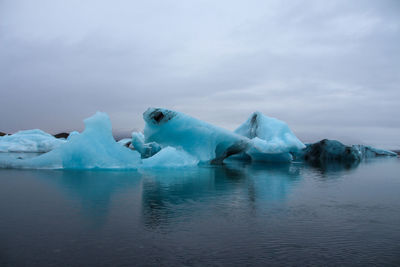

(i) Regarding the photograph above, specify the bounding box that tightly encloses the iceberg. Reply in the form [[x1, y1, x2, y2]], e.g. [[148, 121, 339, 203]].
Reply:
[[132, 132, 161, 158], [0, 112, 141, 169], [1, 108, 394, 170], [0, 129, 66, 153], [234, 112, 305, 162], [143, 108, 249, 164]]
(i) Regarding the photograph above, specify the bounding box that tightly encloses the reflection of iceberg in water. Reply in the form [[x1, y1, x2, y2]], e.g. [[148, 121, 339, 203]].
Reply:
[[59, 171, 142, 226], [304, 160, 360, 176], [32, 170, 142, 227], [242, 163, 301, 204], [140, 163, 302, 229], [9, 159, 371, 231], [2, 165, 302, 230]]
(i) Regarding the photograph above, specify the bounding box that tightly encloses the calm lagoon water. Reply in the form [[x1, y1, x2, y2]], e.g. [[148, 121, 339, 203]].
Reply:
[[0, 158, 399, 266]]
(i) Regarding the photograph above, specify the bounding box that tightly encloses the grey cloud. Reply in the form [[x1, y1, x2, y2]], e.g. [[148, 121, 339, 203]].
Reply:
[[0, 0, 399, 149]]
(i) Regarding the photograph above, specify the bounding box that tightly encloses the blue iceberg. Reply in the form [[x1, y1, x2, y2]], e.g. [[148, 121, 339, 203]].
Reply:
[[0, 112, 142, 169], [143, 108, 249, 164]]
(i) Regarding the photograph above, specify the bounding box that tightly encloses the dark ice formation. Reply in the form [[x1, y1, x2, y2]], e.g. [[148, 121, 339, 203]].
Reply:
[[294, 139, 360, 164], [294, 139, 397, 165]]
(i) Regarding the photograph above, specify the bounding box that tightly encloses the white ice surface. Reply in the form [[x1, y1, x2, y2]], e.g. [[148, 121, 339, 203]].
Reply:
[[247, 137, 295, 162], [142, 146, 198, 168], [235, 112, 305, 162]]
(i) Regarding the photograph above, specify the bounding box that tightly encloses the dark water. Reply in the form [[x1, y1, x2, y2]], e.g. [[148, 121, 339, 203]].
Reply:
[[0, 159, 400, 266]]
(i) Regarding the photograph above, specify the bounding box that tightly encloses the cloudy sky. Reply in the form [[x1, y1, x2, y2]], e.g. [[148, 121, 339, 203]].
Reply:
[[0, 0, 399, 148]]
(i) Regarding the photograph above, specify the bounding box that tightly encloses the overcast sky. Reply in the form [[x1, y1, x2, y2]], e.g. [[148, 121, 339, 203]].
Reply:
[[0, 0, 399, 148]]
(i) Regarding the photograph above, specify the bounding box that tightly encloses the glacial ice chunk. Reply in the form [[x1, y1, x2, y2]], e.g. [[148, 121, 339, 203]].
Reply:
[[141, 146, 198, 168], [143, 108, 249, 164], [235, 112, 305, 162], [0, 129, 66, 153], [0, 112, 141, 169]]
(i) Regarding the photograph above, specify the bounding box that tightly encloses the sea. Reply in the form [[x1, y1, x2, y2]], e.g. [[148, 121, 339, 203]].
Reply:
[[0, 156, 399, 266]]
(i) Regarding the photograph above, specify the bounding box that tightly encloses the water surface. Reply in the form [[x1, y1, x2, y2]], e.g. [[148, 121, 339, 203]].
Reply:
[[0, 158, 399, 266]]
